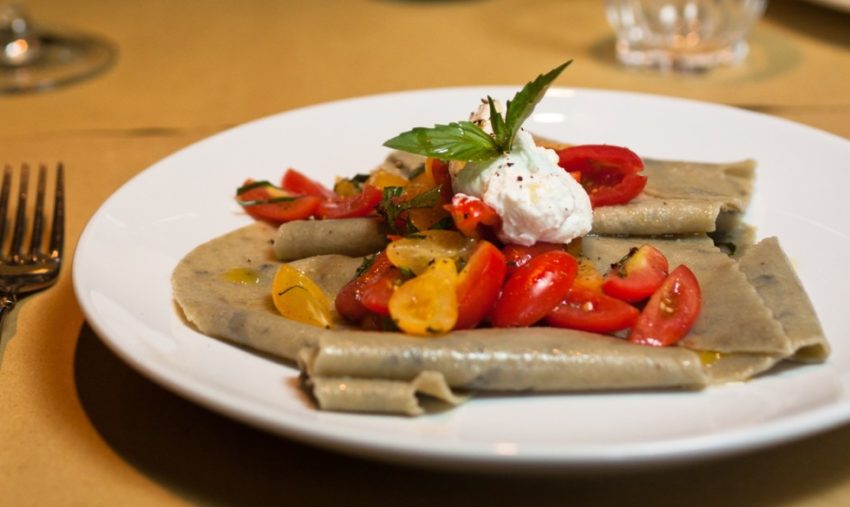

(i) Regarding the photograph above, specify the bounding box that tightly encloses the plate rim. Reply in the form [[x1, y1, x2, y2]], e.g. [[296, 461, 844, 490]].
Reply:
[[72, 85, 850, 471]]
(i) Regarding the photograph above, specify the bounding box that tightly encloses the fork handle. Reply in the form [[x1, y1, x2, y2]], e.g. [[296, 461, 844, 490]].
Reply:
[[0, 294, 18, 332]]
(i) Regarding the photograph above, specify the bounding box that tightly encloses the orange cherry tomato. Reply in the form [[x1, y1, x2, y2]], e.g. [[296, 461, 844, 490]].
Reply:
[[454, 240, 507, 330], [490, 251, 578, 327], [236, 179, 321, 223], [545, 286, 639, 333], [557, 144, 647, 208], [602, 245, 669, 303], [629, 265, 701, 347]]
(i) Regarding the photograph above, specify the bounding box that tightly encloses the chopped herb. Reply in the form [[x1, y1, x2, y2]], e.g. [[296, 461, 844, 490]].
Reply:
[[398, 266, 416, 279], [236, 180, 276, 194], [355, 254, 377, 277], [430, 215, 455, 230], [377, 185, 444, 235], [237, 195, 299, 207]]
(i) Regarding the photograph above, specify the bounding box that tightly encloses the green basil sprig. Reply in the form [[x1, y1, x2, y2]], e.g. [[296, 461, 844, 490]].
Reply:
[[383, 60, 572, 162]]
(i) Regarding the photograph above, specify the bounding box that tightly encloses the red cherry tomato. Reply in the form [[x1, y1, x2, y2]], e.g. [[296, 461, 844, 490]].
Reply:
[[318, 184, 383, 219], [490, 251, 578, 327], [629, 265, 701, 347], [446, 194, 501, 239], [281, 168, 335, 199], [602, 245, 669, 303], [546, 286, 640, 333], [236, 179, 321, 223], [359, 267, 404, 316], [557, 144, 647, 208], [335, 276, 369, 323], [501, 242, 565, 276], [454, 240, 507, 329], [335, 252, 398, 322]]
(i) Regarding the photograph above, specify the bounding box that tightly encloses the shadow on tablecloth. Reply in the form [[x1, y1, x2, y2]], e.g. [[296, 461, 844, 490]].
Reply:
[[74, 323, 850, 506]]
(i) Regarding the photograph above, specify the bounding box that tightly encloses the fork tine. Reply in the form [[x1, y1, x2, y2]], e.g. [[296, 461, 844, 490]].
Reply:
[[0, 166, 10, 252], [10, 164, 29, 257], [48, 163, 65, 259], [28, 164, 47, 256]]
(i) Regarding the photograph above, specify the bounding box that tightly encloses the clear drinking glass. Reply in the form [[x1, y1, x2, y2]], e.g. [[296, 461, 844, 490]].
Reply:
[[605, 0, 767, 71], [1, 2, 115, 93]]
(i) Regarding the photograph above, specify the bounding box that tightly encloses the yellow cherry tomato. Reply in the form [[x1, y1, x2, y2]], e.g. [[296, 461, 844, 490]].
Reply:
[[271, 264, 333, 329], [573, 257, 604, 293], [367, 169, 409, 189], [389, 258, 458, 336], [386, 230, 476, 275]]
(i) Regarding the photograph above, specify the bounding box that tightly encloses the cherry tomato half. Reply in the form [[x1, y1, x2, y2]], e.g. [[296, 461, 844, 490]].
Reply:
[[501, 242, 565, 276], [446, 194, 501, 239], [335, 252, 396, 322], [318, 183, 383, 219], [545, 286, 639, 334], [389, 258, 458, 336], [236, 179, 321, 223], [628, 265, 701, 347], [281, 168, 335, 199], [490, 251, 578, 327], [602, 245, 669, 303], [454, 240, 507, 330], [557, 144, 647, 208]]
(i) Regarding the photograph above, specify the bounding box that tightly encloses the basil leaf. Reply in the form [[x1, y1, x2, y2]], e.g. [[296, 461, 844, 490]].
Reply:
[[503, 60, 572, 149], [236, 180, 276, 195], [383, 121, 500, 162], [237, 195, 299, 206], [487, 96, 508, 150]]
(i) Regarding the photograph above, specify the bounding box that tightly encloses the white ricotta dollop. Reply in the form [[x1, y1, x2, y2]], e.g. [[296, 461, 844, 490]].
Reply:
[[451, 126, 593, 246]]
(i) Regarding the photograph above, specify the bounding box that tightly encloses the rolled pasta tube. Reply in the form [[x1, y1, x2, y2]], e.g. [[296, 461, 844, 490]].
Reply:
[[273, 218, 389, 261]]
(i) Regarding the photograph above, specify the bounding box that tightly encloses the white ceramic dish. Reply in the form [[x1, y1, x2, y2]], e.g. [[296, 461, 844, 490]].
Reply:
[[73, 87, 850, 472]]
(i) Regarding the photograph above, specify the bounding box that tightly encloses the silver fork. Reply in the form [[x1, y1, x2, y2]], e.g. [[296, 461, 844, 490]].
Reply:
[[0, 163, 64, 331]]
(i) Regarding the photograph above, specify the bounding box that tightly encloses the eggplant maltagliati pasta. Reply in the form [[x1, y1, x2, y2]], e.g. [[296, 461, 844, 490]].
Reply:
[[172, 62, 828, 416]]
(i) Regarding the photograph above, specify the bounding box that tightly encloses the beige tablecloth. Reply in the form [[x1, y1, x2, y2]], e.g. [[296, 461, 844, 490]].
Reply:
[[2, 0, 849, 504]]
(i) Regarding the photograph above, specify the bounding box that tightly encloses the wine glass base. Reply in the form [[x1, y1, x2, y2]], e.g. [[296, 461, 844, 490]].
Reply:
[[0, 31, 116, 94], [615, 40, 750, 73]]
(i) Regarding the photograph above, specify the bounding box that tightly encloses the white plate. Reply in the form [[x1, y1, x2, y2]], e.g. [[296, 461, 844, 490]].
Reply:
[[73, 87, 850, 472]]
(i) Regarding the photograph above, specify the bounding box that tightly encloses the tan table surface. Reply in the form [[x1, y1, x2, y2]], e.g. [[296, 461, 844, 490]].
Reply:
[[2, 0, 849, 505]]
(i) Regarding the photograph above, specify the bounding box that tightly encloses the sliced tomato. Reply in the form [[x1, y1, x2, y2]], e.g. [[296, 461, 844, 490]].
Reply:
[[360, 267, 404, 316], [318, 183, 383, 219], [501, 242, 565, 276], [546, 287, 639, 333], [602, 245, 669, 303], [281, 168, 335, 199], [236, 179, 321, 223], [454, 240, 507, 329], [574, 257, 604, 293], [446, 194, 501, 239], [334, 252, 396, 322], [557, 144, 647, 208], [490, 251, 578, 327], [629, 265, 701, 347], [389, 258, 458, 336]]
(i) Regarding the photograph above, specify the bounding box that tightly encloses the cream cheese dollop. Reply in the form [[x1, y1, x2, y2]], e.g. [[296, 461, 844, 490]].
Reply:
[[450, 102, 593, 246]]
